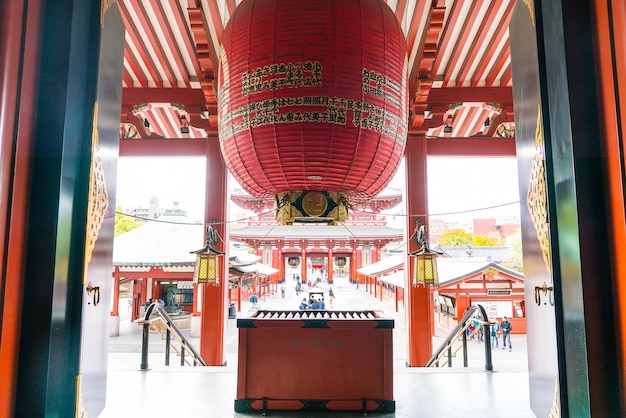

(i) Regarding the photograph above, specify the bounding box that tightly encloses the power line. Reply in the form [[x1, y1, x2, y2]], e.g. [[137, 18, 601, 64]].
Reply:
[[114, 200, 520, 226]]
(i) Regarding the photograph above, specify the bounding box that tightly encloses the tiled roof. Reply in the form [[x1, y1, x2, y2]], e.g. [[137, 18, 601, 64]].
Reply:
[[112, 219, 281, 275], [113, 217, 204, 266], [357, 255, 404, 276], [228, 248, 279, 277], [229, 249, 262, 265], [437, 246, 513, 263], [358, 256, 523, 288], [437, 258, 523, 286], [230, 263, 279, 277], [230, 224, 403, 239]]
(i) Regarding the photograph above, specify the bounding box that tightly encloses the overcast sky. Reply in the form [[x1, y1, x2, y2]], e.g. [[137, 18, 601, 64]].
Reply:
[[115, 156, 521, 223], [426, 157, 520, 221]]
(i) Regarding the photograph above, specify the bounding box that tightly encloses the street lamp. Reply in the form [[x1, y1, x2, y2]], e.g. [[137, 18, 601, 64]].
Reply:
[[408, 224, 441, 287], [191, 225, 223, 286]]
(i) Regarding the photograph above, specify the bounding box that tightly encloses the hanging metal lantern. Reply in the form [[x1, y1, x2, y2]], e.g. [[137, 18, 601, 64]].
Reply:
[[334, 257, 347, 267], [191, 226, 223, 286], [287, 257, 300, 268], [193, 251, 220, 285], [408, 225, 441, 287], [218, 0, 408, 224]]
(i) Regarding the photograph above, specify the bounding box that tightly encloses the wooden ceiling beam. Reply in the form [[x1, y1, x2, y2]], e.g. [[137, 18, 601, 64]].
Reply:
[[167, 0, 203, 83], [393, 0, 407, 25], [470, 0, 515, 87], [123, 47, 147, 88], [424, 137, 516, 157], [429, 0, 464, 84], [408, 3, 446, 128], [122, 87, 207, 105], [119, 139, 208, 157], [485, 45, 511, 87], [117, 0, 164, 87], [136, 0, 178, 87], [408, 86, 514, 134], [425, 86, 513, 105], [441, 1, 484, 87], [454, 1, 500, 84], [187, 0, 219, 107]]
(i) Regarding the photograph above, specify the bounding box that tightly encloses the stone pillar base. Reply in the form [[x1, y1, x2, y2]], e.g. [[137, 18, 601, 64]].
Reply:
[[109, 314, 120, 337], [191, 315, 201, 337]]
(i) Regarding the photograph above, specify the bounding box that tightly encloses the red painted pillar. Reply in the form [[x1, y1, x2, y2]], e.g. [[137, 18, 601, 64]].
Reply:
[[277, 243, 283, 283], [405, 135, 433, 366], [301, 248, 307, 284], [351, 244, 358, 284], [111, 268, 120, 316], [193, 284, 200, 316], [456, 295, 470, 320], [200, 137, 228, 365], [327, 249, 333, 283]]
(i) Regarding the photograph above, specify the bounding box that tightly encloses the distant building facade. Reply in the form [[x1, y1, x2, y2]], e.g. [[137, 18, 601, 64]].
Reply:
[[125, 196, 187, 223], [229, 187, 405, 284]]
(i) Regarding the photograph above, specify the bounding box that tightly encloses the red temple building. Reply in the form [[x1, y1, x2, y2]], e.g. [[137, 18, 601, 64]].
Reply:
[[230, 187, 404, 286]]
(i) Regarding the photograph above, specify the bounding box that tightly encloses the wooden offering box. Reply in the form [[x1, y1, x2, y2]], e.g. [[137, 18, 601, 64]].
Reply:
[[235, 310, 394, 413]]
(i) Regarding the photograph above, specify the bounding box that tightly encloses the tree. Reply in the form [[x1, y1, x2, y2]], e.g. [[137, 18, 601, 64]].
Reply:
[[114, 204, 142, 236], [502, 230, 523, 272], [473, 231, 506, 246], [437, 228, 473, 246], [438, 228, 506, 247]]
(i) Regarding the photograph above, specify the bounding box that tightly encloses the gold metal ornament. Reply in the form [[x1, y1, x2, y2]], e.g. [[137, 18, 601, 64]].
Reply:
[[84, 103, 109, 281], [526, 104, 551, 276]]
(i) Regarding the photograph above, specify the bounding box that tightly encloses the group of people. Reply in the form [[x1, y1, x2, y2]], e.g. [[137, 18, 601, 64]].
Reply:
[[467, 314, 513, 351], [488, 316, 513, 351], [298, 288, 335, 310], [299, 296, 326, 310]]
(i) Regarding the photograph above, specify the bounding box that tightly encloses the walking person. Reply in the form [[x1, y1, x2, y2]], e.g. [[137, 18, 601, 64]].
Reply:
[[501, 316, 513, 351], [490, 319, 500, 349], [250, 292, 259, 309], [467, 318, 476, 340], [474, 317, 483, 343]]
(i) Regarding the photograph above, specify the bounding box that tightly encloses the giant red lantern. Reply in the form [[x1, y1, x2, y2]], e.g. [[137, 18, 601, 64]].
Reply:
[[218, 0, 408, 224]]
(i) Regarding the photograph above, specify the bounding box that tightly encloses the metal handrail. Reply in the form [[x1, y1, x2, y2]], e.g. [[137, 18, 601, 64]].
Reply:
[[425, 304, 493, 371], [137, 302, 206, 370]]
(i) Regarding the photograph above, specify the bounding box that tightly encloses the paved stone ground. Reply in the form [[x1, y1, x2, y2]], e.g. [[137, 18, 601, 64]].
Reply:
[[103, 279, 535, 417]]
